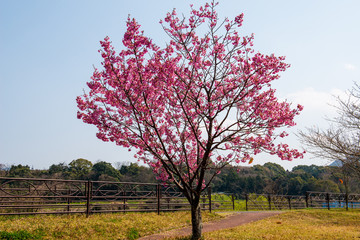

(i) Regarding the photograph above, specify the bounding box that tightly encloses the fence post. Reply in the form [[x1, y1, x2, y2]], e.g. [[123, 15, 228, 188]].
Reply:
[[326, 193, 330, 210], [305, 192, 309, 208], [67, 188, 71, 213], [268, 194, 272, 210], [231, 194, 235, 210], [157, 184, 161, 215], [245, 194, 248, 211], [208, 187, 212, 213], [288, 196, 292, 210], [55, 185, 57, 204], [86, 181, 92, 217]]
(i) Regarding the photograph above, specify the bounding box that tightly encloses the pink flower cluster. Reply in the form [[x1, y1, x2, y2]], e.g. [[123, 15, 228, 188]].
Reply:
[[77, 2, 304, 187]]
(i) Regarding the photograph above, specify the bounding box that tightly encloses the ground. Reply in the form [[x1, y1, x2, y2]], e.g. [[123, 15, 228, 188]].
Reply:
[[139, 211, 282, 239]]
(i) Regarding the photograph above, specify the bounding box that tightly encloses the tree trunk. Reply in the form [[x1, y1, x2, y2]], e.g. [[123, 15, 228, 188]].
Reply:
[[191, 202, 202, 240]]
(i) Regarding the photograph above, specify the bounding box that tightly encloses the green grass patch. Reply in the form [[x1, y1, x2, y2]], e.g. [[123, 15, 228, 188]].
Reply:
[[126, 227, 139, 240], [0, 229, 45, 240], [211, 194, 246, 211]]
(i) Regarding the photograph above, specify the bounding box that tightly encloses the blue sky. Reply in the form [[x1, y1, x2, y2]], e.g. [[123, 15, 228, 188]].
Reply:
[[1, 0, 359, 170]]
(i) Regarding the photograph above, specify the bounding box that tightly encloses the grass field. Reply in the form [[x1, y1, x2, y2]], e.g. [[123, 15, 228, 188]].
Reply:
[[203, 209, 360, 240], [0, 209, 358, 239], [0, 211, 220, 240]]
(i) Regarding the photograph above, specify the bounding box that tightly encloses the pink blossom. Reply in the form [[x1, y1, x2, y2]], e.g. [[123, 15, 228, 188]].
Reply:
[[77, 1, 304, 194]]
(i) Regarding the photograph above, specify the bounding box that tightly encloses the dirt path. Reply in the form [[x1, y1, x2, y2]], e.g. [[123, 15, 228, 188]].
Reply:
[[139, 211, 282, 240]]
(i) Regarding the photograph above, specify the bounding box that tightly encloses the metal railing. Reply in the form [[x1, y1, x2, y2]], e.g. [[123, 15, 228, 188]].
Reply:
[[0, 177, 215, 216], [306, 191, 360, 210], [244, 192, 360, 211], [0, 177, 239, 216], [4, 177, 356, 216]]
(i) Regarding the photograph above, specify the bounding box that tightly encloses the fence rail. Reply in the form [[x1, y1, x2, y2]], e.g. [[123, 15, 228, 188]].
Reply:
[[2, 178, 359, 216], [245, 192, 360, 211], [0, 177, 238, 216]]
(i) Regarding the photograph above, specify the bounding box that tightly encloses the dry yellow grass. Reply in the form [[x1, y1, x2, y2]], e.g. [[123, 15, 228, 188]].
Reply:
[[0, 209, 359, 239], [204, 209, 360, 240], [0, 211, 220, 240]]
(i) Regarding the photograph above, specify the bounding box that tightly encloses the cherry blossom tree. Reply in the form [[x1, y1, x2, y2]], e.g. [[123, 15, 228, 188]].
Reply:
[[77, 2, 304, 239]]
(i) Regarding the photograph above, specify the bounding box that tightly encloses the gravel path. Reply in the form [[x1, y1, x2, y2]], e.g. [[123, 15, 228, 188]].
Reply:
[[139, 211, 283, 240]]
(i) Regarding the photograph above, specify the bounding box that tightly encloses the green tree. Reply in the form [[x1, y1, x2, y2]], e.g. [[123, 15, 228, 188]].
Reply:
[[292, 165, 325, 179], [221, 168, 246, 193], [69, 158, 93, 179], [8, 164, 32, 178], [119, 163, 140, 176], [263, 163, 286, 178], [91, 161, 121, 181], [287, 176, 305, 195], [48, 163, 69, 176], [313, 179, 340, 193]]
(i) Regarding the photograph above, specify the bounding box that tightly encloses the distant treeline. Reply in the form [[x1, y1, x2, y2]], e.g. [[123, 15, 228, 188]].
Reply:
[[1, 160, 359, 195]]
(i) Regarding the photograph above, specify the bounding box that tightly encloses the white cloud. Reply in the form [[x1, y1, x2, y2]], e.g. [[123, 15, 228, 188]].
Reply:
[[271, 88, 349, 169], [344, 63, 357, 70], [278, 87, 348, 132], [284, 87, 345, 114]]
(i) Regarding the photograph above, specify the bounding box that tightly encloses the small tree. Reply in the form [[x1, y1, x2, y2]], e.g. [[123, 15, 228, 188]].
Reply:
[[299, 83, 360, 178], [77, 2, 303, 239], [69, 158, 93, 180], [48, 162, 69, 176], [8, 164, 32, 178], [91, 161, 121, 181]]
